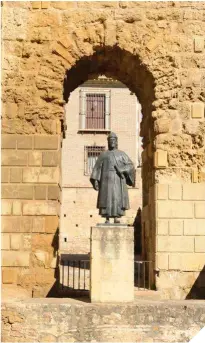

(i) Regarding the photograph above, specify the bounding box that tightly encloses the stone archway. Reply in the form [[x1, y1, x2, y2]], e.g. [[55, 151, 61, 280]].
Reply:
[[62, 45, 156, 275], [2, 1, 205, 299]]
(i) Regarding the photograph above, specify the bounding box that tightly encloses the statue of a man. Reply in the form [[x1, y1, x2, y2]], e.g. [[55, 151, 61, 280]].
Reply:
[[90, 132, 135, 224]]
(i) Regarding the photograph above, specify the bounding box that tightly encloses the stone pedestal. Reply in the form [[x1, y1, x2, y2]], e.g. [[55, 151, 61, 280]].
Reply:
[[90, 225, 134, 303]]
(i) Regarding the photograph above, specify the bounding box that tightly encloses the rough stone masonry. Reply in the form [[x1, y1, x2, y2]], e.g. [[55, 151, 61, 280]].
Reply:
[[1, 1, 205, 299]]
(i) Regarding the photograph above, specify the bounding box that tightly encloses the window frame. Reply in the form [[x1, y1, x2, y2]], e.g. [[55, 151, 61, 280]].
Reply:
[[79, 88, 111, 132], [84, 145, 105, 176]]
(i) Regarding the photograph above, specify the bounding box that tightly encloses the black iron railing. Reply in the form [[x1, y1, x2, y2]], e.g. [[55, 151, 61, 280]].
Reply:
[[134, 260, 153, 290], [60, 258, 153, 291], [61, 259, 90, 291]]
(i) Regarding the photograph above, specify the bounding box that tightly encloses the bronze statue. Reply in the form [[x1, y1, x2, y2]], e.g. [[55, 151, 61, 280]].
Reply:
[[90, 132, 135, 224]]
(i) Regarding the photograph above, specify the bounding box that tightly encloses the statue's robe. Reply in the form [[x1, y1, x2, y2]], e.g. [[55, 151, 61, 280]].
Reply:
[[90, 149, 135, 218]]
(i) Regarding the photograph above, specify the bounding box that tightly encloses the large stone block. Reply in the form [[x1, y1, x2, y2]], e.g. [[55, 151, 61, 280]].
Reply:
[[169, 220, 183, 236], [195, 202, 205, 218], [23, 200, 59, 215], [2, 217, 21, 232], [48, 185, 59, 200], [42, 151, 59, 166], [2, 251, 30, 267], [1, 167, 10, 183], [23, 167, 59, 183], [156, 184, 168, 200], [156, 253, 168, 270], [156, 220, 168, 235], [154, 150, 168, 168], [2, 200, 12, 215], [34, 135, 59, 150], [34, 185, 47, 200], [28, 151, 42, 166], [157, 201, 194, 218], [194, 36, 204, 52], [90, 226, 134, 303], [169, 184, 182, 200], [45, 216, 58, 233], [10, 168, 22, 183], [31, 1, 41, 9], [157, 236, 194, 252], [2, 268, 17, 284], [184, 219, 205, 235], [12, 200, 22, 215], [1, 185, 33, 199], [1, 135, 16, 149], [2, 150, 27, 166], [183, 184, 205, 200], [191, 102, 204, 118], [195, 237, 205, 252], [32, 217, 45, 233], [17, 135, 33, 149], [169, 253, 205, 271], [2, 234, 10, 250], [10, 234, 22, 250]]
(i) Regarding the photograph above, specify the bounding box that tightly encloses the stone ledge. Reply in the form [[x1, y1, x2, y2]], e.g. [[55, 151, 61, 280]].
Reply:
[[1, 298, 205, 342]]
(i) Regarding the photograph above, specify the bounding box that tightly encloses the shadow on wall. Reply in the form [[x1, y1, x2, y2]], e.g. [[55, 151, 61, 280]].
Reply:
[[46, 228, 60, 298], [133, 207, 142, 256], [54, 253, 90, 298], [186, 265, 205, 300]]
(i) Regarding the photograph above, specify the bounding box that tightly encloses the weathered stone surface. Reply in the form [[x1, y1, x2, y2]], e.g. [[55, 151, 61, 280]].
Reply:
[[23, 167, 59, 183], [1, 185, 33, 199], [2, 200, 12, 215], [2, 268, 17, 284], [28, 151, 42, 166], [2, 251, 30, 267], [34, 136, 59, 150], [10, 168, 22, 183], [16, 136, 33, 149], [23, 201, 58, 216], [12, 200, 22, 215], [34, 185, 47, 200], [1, 167, 10, 183], [91, 226, 134, 303], [2, 151, 27, 166], [1, 135, 16, 149], [42, 151, 59, 166], [48, 185, 59, 200], [157, 201, 194, 219], [45, 216, 58, 233], [1, 299, 205, 342], [2, 234, 10, 250]]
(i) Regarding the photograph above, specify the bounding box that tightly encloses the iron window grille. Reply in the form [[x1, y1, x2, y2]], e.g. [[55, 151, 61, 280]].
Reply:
[[84, 145, 105, 175], [86, 93, 105, 129], [79, 89, 110, 131]]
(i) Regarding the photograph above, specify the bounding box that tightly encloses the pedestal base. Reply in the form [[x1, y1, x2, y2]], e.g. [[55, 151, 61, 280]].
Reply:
[[90, 225, 134, 303]]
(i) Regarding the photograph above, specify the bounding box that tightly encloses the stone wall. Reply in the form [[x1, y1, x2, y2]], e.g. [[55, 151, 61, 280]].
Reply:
[[1, 1, 205, 298], [2, 298, 205, 342], [1, 134, 60, 297]]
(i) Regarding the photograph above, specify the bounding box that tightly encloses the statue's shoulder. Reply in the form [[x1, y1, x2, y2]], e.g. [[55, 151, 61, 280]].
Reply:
[[116, 150, 127, 157], [98, 150, 108, 160]]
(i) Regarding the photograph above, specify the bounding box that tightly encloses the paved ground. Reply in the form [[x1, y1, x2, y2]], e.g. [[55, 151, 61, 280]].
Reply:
[[2, 285, 205, 306]]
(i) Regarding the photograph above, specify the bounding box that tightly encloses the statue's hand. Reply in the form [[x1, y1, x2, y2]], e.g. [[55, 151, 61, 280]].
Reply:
[[94, 180, 99, 191]]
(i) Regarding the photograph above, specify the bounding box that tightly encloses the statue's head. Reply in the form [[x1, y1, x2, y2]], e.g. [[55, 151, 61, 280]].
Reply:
[[107, 132, 118, 150]]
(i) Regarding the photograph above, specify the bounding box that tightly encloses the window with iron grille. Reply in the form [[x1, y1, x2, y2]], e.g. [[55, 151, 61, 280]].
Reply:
[[84, 146, 105, 175], [86, 94, 105, 129], [79, 89, 110, 131]]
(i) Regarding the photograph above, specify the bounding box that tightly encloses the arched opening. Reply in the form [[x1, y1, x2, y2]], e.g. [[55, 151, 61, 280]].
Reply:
[[60, 46, 156, 294]]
